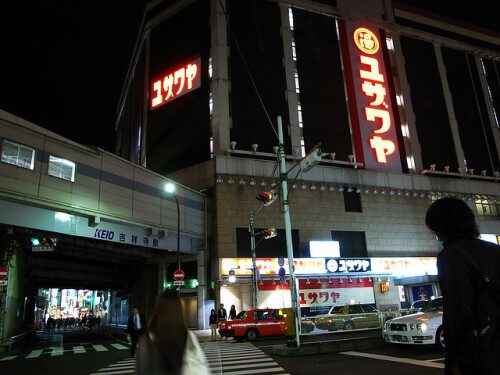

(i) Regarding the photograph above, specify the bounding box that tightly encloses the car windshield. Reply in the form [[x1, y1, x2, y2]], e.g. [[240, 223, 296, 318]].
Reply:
[[235, 311, 247, 319], [412, 300, 427, 308], [421, 298, 443, 312], [329, 306, 343, 314]]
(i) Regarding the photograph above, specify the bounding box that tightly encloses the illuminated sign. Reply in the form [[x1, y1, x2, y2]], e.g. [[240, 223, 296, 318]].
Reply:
[[326, 258, 371, 273], [151, 56, 201, 109], [340, 22, 402, 172], [220, 258, 326, 277], [370, 257, 437, 279]]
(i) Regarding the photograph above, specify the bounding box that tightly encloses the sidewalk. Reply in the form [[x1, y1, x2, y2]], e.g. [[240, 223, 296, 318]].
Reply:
[[192, 329, 236, 343]]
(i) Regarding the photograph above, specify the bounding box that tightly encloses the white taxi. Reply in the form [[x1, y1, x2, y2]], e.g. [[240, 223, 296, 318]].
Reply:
[[383, 297, 444, 349]]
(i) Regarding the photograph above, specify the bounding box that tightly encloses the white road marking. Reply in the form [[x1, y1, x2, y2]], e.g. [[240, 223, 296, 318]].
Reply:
[[222, 361, 278, 370], [0, 355, 17, 361], [73, 345, 86, 354], [340, 351, 445, 369], [51, 347, 64, 356], [219, 357, 277, 365], [109, 343, 128, 350], [223, 368, 286, 375], [92, 344, 108, 352], [427, 357, 445, 362], [89, 371, 134, 375], [98, 366, 134, 372], [26, 349, 43, 359]]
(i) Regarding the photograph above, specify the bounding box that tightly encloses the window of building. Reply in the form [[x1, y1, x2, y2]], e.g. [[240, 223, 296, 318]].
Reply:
[[236, 228, 302, 257], [331, 230, 367, 257], [48, 155, 76, 182], [475, 198, 499, 220], [1, 139, 35, 170], [343, 189, 362, 212]]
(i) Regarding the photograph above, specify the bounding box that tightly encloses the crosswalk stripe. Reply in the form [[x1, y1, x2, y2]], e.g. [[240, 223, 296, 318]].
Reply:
[[89, 371, 134, 375], [73, 346, 86, 354], [26, 349, 43, 359], [109, 362, 135, 367], [221, 358, 276, 365], [98, 366, 134, 372], [223, 368, 285, 375], [0, 355, 17, 361], [51, 347, 64, 356], [110, 343, 128, 350], [207, 354, 268, 361], [92, 344, 108, 352], [223, 363, 282, 370]]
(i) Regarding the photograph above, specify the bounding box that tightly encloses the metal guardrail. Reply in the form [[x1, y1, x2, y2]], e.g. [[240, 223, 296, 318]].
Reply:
[[0, 332, 30, 352]]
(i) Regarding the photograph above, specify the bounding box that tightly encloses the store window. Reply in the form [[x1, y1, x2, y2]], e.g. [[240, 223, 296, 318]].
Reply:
[[236, 228, 302, 257], [1, 139, 35, 170], [331, 230, 367, 257], [48, 155, 76, 182], [475, 198, 500, 220], [343, 189, 362, 212]]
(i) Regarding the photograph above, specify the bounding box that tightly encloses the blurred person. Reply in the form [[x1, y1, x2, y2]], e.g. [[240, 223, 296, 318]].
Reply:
[[209, 309, 217, 341], [127, 306, 146, 358], [136, 290, 209, 374], [426, 197, 500, 374], [217, 304, 227, 322], [229, 305, 237, 320]]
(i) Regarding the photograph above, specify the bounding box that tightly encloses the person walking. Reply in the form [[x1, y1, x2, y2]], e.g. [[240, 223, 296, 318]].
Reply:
[[127, 306, 146, 358], [229, 305, 237, 320], [425, 197, 500, 374], [209, 309, 218, 341], [217, 304, 227, 322], [136, 290, 209, 375]]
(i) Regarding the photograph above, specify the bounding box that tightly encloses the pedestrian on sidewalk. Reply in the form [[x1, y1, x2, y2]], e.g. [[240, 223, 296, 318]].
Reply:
[[136, 290, 209, 375], [426, 197, 500, 375], [229, 305, 237, 320], [127, 306, 146, 358], [209, 309, 218, 341], [217, 303, 227, 322]]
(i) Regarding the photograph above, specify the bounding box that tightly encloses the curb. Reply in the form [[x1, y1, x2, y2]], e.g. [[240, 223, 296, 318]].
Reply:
[[270, 337, 386, 357]]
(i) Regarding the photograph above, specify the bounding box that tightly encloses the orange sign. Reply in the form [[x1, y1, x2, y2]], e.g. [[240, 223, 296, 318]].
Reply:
[[353, 28, 380, 55], [220, 258, 326, 277]]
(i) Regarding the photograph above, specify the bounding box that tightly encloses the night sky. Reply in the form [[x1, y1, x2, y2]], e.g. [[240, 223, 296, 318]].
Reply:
[[0, 1, 497, 152]]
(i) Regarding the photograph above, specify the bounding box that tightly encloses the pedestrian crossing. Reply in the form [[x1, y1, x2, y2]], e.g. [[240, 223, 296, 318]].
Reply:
[[89, 358, 135, 375], [202, 341, 289, 375], [0, 342, 129, 361]]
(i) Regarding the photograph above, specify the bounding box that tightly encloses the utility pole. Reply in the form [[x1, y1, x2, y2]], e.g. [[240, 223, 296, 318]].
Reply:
[[249, 211, 258, 309], [277, 116, 301, 348]]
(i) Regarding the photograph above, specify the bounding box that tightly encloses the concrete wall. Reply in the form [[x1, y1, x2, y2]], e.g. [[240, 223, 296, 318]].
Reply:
[[215, 182, 438, 259]]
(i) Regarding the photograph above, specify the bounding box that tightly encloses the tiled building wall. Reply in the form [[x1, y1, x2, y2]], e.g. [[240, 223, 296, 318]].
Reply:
[[215, 183, 438, 259]]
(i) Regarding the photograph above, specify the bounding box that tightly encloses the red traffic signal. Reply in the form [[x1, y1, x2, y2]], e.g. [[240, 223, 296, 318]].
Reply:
[[263, 227, 277, 239], [256, 191, 277, 206]]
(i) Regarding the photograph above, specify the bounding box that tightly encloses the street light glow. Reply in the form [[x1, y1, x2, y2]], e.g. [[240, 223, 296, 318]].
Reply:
[[165, 182, 176, 193]]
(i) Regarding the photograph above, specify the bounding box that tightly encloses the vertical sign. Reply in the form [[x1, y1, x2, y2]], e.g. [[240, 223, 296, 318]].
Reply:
[[339, 21, 402, 172]]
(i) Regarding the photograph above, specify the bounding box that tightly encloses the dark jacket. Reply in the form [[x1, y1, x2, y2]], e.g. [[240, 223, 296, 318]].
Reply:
[[217, 308, 227, 321], [229, 308, 237, 320], [437, 238, 500, 374], [127, 313, 147, 334]]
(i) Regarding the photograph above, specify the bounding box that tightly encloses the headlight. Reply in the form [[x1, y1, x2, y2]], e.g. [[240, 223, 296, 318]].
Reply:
[[409, 324, 415, 330], [384, 321, 391, 330], [417, 323, 428, 332]]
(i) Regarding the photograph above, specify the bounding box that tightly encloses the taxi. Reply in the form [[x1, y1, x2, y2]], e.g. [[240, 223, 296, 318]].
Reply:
[[218, 308, 287, 341]]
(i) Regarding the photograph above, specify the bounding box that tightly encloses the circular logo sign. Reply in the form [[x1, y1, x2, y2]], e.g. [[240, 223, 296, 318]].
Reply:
[[353, 27, 380, 55], [326, 259, 339, 273], [174, 269, 185, 281], [277, 257, 285, 267]]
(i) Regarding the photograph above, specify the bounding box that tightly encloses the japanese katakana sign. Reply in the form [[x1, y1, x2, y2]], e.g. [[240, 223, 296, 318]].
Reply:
[[326, 258, 371, 274], [151, 56, 202, 109], [340, 21, 402, 172]]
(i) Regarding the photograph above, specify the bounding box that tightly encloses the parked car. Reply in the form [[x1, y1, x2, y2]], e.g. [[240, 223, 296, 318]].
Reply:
[[314, 303, 381, 331], [383, 297, 444, 349], [218, 308, 287, 341]]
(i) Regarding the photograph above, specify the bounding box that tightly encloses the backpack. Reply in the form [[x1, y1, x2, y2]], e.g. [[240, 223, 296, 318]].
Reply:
[[458, 249, 500, 369]]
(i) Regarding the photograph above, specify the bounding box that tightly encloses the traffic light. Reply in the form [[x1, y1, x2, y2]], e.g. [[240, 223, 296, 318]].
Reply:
[[256, 191, 277, 206], [263, 227, 278, 239]]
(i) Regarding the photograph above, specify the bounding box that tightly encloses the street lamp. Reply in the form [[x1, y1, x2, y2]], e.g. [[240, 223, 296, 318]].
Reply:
[[165, 182, 181, 273]]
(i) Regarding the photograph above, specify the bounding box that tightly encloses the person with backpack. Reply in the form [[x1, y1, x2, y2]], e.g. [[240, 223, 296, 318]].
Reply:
[[426, 197, 500, 375]]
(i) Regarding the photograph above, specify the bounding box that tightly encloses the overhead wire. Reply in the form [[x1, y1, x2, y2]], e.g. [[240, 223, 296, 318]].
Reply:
[[217, 0, 280, 141]]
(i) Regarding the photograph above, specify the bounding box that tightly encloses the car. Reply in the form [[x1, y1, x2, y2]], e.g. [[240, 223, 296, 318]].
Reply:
[[383, 297, 444, 349], [314, 303, 381, 331], [218, 308, 287, 341]]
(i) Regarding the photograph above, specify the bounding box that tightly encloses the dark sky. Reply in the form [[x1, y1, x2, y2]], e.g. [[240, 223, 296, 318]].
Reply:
[[0, 1, 497, 152], [0, 0, 145, 152]]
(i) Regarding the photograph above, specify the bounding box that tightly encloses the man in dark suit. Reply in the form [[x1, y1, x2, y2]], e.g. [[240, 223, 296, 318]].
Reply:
[[127, 306, 146, 358]]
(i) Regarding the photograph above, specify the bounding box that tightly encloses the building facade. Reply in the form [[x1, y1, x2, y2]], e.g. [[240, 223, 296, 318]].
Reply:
[[116, 0, 500, 330]]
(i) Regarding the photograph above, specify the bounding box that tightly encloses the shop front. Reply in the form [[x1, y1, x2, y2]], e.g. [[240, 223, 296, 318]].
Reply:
[[219, 256, 438, 335]]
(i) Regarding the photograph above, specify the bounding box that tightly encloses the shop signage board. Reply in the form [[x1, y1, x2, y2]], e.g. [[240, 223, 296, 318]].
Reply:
[[339, 21, 402, 172], [370, 257, 437, 279], [151, 55, 202, 109], [325, 258, 371, 273], [220, 258, 326, 276]]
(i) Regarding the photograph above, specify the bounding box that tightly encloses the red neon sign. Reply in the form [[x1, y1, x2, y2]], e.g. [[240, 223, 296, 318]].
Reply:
[[151, 56, 201, 109], [340, 22, 401, 172]]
